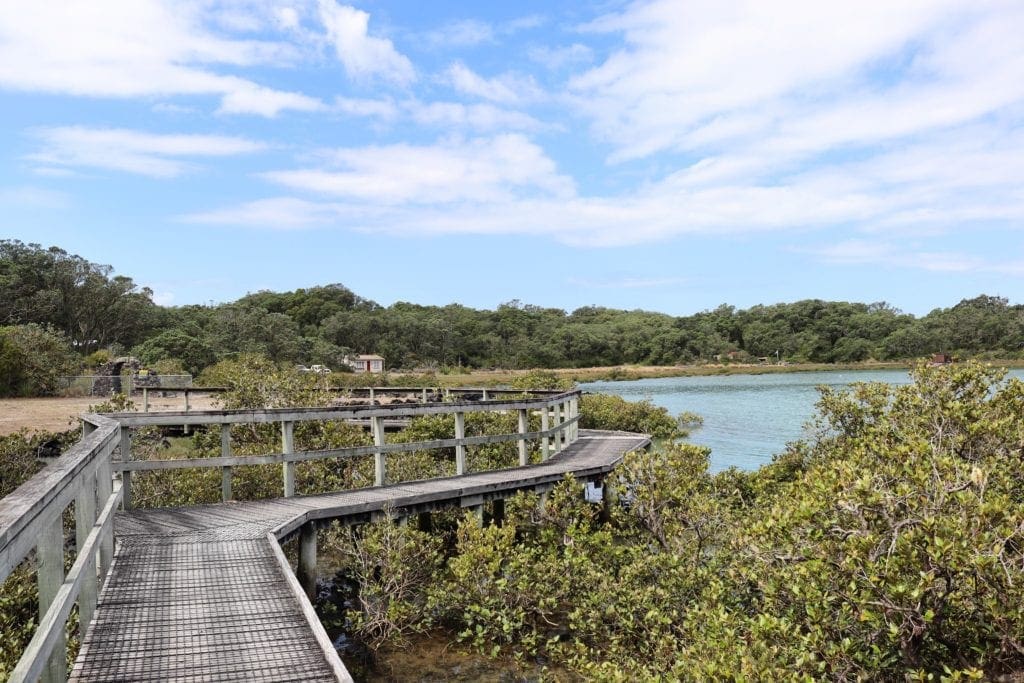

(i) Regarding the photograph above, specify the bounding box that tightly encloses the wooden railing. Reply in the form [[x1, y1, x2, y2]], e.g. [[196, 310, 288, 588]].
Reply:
[[0, 417, 122, 683], [0, 389, 580, 681], [99, 389, 581, 508]]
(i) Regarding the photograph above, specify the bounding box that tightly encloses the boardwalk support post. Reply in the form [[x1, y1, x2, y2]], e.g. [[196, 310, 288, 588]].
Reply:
[[373, 416, 385, 486], [38, 515, 66, 683], [282, 421, 295, 497], [601, 476, 617, 523], [517, 408, 528, 466], [220, 424, 232, 502], [491, 498, 505, 527], [298, 521, 317, 601], [455, 411, 466, 475]]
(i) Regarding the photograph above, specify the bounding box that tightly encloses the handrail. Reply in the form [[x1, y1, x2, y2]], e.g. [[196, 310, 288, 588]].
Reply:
[[106, 389, 582, 506], [8, 481, 123, 683], [116, 421, 579, 472], [0, 415, 121, 683]]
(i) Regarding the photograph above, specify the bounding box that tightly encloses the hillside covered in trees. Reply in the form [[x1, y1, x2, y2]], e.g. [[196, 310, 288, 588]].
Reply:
[[2, 240, 1023, 394]]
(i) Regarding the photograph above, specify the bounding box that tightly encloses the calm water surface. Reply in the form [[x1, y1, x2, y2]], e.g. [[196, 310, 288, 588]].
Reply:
[[580, 369, 1024, 473]]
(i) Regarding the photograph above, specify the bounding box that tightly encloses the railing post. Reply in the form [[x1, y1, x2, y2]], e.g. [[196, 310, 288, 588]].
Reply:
[[541, 403, 550, 461], [571, 396, 579, 441], [142, 387, 149, 412], [554, 401, 564, 454], [220, 424, 233, 502], [517, 408, 528, 466], [369, 387, 375, 401], [482, 388, 489, 401], [119, 427, 132, 510], [298, 521, 317, 601], [421, 388, 428, 403], [37, 514, 66, 683], [75, 473, 98, 635], [281, 421, 295, 497], [183, 389, 191, 435], [455, 411, 466, 475], [372, 416, 385, 486], [96, 457, 113, 580]]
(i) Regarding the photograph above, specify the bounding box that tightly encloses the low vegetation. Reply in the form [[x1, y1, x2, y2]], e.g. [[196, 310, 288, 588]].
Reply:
[[3, 361, 1023, 680], [325, 362, 1024, 679]]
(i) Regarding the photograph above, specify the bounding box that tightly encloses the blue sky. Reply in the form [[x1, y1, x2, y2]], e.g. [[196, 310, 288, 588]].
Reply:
[[1, 0, 1022, 316]]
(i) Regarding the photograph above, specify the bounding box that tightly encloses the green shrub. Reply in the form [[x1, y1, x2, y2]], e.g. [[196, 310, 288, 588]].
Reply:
[[578, 393, 680, 438]]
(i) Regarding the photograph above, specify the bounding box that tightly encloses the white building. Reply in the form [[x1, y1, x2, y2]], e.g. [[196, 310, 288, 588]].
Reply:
[[345, 354, 385, 373]]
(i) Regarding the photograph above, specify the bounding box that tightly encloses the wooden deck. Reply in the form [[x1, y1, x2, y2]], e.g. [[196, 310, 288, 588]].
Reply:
[[69, 430, 649, 682]]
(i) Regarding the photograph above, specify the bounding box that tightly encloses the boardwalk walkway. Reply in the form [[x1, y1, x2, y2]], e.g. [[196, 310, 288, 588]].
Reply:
[[69, 430, 649, 682]]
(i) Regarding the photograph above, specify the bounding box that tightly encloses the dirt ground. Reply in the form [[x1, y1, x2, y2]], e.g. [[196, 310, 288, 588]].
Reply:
[[0, 394, 221, 436]]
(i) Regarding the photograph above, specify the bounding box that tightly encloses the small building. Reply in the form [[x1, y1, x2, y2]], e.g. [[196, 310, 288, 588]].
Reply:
[[931, 353, 953, 365], [345, 354, 385, 373]]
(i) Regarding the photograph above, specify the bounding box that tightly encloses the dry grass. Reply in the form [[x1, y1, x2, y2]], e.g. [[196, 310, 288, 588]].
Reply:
[[0, 393, 221, 436]]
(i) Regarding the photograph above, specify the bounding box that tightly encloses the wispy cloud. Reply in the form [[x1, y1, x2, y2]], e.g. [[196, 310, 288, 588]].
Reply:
[[421, 14, 545, 48], [799, 239, 1024, 276], [0, 0, 323, 116], [29, 127, 266, 178], [443, 62, 543, 104], [424, 19, 495, 48], [528, 43, 593, 70], [259, 134, 575, 204]]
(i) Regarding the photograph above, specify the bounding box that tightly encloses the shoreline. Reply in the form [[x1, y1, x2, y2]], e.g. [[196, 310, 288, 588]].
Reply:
[[386, 358, 1024, 386]]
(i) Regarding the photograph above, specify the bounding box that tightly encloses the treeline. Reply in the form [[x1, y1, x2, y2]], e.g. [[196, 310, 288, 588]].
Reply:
[[2, 240, 1024, 388]]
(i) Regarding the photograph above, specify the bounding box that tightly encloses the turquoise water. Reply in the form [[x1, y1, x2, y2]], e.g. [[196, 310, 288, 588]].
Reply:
[[580, 369, 1024, 473]]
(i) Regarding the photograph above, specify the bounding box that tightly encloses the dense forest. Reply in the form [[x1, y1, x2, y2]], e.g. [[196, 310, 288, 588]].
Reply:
[[2, 240, 1023, 394]]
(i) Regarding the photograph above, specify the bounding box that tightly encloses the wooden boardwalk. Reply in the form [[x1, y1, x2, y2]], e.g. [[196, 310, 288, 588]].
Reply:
[[69, 430, 649, 682]]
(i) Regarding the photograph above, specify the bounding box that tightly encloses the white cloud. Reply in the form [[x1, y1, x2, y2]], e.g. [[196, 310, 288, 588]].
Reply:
[[217, 81, 324, 116], [406, 100, 544, 132], [150, 291, 176, 306], [260, 134, 575, 204], [528, 43, 593, 70], [802, 239, 996, 274], [444, 62, 542, 104], [29, 127, 266, 178], [334, 96, 399, 120], [0, 0, 322, 116], [571, 0, 1021, 161], [182, 197, 346, 228], [316, 0, 415, 85], [426, 19, 494, 47]]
